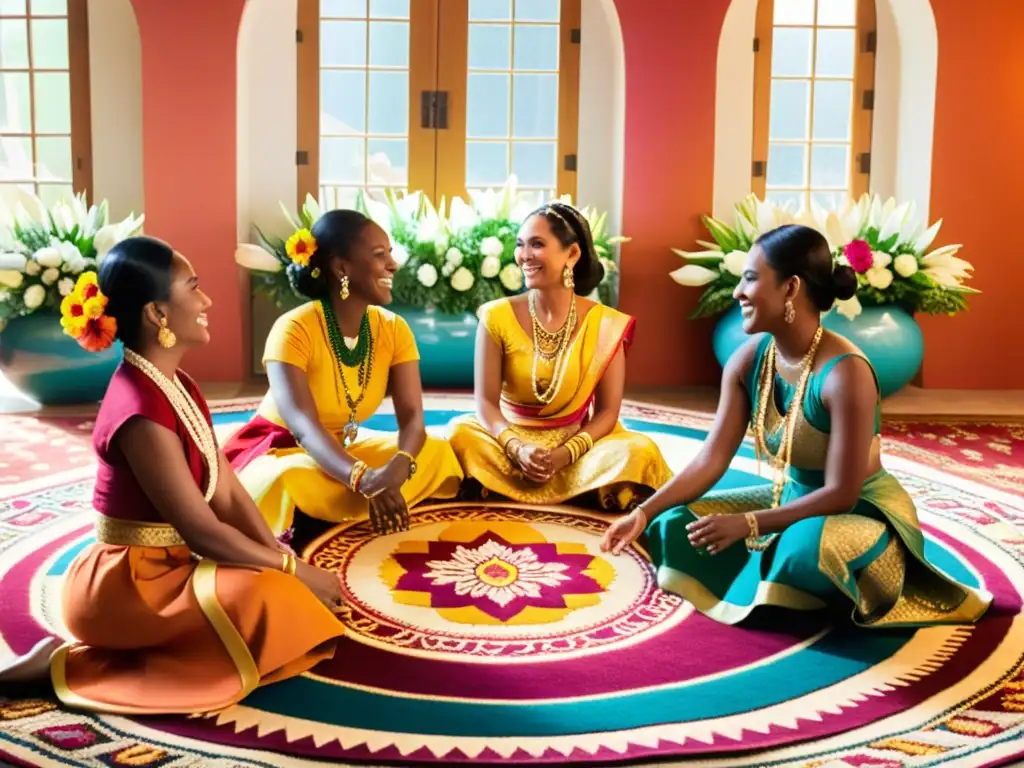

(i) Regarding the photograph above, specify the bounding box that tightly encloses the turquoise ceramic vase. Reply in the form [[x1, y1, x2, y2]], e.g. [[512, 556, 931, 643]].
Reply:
[[0, 310, 123, 405], [711, 302, 923, 398], [390, 305, 477, 389]]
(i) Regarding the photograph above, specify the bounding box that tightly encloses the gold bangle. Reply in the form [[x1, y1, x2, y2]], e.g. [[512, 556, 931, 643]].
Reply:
[[504, 438, 523, 461], [498, 428, 518, 451], [395, 449, 417, 479], [563, 433, 593, 465], [281, 553, 297, 575], [744, 512, 760, 539], [565, 440, 576, 464], [350, 460, 368, 492], [570, 438, 583, 464]]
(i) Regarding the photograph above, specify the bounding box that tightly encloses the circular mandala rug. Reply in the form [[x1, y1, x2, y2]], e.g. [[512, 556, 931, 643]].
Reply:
[[1, 399, 1023, 768]]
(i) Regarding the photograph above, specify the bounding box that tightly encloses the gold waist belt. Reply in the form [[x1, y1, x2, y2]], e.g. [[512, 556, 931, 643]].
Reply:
[[94, 515, 187, 548]]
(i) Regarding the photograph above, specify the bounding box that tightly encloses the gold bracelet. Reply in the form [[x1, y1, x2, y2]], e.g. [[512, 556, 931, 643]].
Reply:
[[395, 449, 417, 478], [563, 433, 593, 465], [280, 552, 297, 575], [744, 512, 760, 539], [350, 460, 368, 493], [578, 431, 594, 452], [498, 428, 517, 452], [504, 437, 523, 461]]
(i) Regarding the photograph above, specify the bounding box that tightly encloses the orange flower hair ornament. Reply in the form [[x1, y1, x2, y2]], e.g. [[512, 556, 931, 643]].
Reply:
[[60, 271, 117, 353], [285, 228, 317, 268]]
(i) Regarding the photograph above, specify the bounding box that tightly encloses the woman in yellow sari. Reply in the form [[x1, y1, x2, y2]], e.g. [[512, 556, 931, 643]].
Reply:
[[449, 201, 671, 509], [224, 210, 464, 538]]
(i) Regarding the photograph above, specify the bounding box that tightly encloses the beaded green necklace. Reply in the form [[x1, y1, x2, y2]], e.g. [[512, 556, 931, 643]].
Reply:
[[320, 298, 375, 447]]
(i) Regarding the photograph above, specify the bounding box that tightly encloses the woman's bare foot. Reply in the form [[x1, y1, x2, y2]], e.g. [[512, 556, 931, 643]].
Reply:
[[0, 637, 62, 684]]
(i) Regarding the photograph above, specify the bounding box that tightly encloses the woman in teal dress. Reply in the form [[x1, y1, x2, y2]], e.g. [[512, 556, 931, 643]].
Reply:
[[601, 224, 991, 628]]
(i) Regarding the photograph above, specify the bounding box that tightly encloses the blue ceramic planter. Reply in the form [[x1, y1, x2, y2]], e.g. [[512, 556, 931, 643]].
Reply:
[[389, 304, 477, 389], [712, 302, 923, 399], [0, 310, 123, 405]]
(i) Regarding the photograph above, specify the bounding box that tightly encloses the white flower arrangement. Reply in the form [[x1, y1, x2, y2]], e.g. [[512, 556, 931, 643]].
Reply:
[[239, 176, 629, 316], [670, 193, 976, 320], [0, 189, 144, 330]]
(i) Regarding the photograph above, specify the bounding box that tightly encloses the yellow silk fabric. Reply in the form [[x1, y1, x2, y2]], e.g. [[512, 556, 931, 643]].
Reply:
[[450, 298, 671, 508], [478, 298, 629, 425], [256, 303, 418, 432], [239, 302, 463, 533]]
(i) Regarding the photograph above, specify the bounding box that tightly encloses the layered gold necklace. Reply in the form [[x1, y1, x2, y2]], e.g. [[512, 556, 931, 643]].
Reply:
[[122, 348, 219, 502], [753, 325, 824, 510], [528, 290, 576, 405]]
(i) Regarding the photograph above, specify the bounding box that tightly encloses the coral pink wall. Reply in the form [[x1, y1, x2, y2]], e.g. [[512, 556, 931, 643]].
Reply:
[[612, 0, 732, 388], [920, 0, 1023, 389], [130, 0, 247, 382]]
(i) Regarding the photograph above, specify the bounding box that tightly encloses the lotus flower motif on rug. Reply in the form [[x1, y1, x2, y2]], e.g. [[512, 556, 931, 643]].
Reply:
[[1, 400, 1023, 768], [382, 522, 614, 624]]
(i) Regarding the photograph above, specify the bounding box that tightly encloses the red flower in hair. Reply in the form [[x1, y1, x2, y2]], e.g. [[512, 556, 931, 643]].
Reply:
[[78, 316, 118, 352]]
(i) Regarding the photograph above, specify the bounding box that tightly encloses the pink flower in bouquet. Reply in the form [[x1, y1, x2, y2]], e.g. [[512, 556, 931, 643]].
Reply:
[[843, 239, 873, 273]]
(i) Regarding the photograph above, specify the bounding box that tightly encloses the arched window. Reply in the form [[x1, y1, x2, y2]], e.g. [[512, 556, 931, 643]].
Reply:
[[296, 0, 580, 210], [751, 0, 875, 211], [0, 0, 91, 204]]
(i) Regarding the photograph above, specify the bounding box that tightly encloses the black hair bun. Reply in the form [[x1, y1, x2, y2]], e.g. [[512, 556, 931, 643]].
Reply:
[[287, 261, 328, 300], [831, 263, 858, 302]]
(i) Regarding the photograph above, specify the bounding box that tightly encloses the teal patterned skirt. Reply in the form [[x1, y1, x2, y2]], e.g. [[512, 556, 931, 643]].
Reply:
[[644, 471, 991, 628]]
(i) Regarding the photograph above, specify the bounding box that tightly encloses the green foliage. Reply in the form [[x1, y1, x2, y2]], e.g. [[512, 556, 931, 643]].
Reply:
[[0, 191, 144, 326], [247, 184, 627, 315], [671, 194, 978, 321], [690, 281, 738, 319]]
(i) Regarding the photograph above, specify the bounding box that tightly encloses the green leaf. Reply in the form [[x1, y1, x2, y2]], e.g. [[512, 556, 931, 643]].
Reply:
[[877, 231, 900, 252], [690, 284, 737, 319], [701, 215, 739, 252], [863, 227, 881, 249], [909, 271, 934, 288]]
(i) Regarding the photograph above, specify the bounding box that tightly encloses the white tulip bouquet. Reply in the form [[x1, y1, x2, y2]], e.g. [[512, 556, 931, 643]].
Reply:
[[671, 193, 977, 320], [238, 176, 628, 316], [0, 189, 144, 331]]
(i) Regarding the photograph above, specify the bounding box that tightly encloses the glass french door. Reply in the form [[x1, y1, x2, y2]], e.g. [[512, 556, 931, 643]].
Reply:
[[296, 0, 580, 209]]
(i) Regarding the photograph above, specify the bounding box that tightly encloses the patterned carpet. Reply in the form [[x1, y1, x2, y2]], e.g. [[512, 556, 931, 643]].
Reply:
[[0, 397, 1023, 768]]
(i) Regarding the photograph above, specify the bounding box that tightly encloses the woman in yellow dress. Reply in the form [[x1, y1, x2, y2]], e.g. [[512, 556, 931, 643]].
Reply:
[[224, 210, 464, 538], [449, 201, 672, 509]]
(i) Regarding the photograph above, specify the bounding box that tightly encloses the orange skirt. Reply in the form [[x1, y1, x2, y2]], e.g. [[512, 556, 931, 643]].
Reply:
[[51, 542, 345, 715]]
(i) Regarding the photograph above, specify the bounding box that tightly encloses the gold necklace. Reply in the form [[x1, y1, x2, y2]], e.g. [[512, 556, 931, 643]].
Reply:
[[754, 325, 824, 510], [529, 290, 575, 359], [529, 291, 576, 404], [123, 348, 219, 502]]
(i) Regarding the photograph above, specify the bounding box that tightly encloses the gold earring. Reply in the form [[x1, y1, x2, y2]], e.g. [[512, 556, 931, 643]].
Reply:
[[784, 299, 795, 324], [340, 275, 350, 301], [157, 317, 177, 349], [562, 265, 574, 290]]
